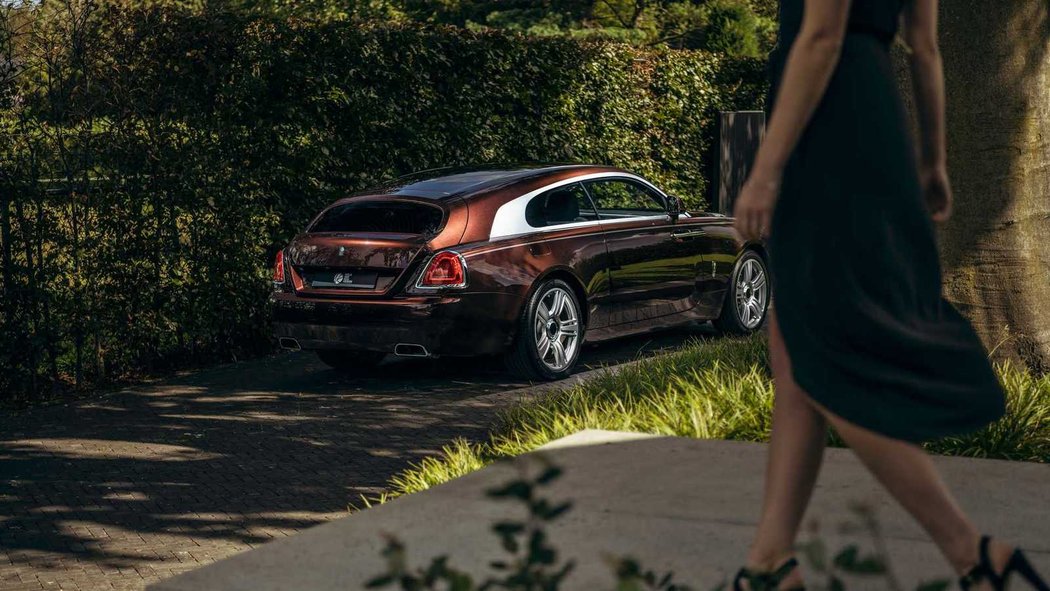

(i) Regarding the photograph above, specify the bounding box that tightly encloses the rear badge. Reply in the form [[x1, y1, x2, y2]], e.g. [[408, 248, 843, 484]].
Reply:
[[334, 273, 350, 284], [338, 246, 346, 256]]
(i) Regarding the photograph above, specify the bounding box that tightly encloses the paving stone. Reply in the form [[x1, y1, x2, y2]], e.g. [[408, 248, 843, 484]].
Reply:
[[1, 330, 704, 591]]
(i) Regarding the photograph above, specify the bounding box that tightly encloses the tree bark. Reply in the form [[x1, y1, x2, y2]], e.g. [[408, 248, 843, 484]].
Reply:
[[909, 2, 1050, 371]]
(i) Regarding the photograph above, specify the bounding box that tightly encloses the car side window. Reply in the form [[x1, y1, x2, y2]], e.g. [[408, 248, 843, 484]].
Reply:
[[525, 183, 599, 228], [584, 179, 666, 219]]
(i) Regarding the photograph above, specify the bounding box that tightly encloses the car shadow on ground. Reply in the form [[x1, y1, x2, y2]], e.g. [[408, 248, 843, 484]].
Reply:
[[0, 322, 717, 588], [313, 321, 717, 391]]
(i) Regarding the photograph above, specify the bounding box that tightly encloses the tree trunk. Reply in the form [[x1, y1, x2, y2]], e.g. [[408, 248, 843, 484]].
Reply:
[[927, 2, 1050, 371]]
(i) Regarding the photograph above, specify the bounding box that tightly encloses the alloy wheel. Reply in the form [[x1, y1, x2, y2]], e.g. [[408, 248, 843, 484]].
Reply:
[[533, 286, 580, 372], [735, 258, 768, 330]]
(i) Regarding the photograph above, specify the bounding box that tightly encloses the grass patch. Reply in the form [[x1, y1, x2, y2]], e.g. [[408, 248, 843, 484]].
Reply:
[[387, 334, 1050, 499]]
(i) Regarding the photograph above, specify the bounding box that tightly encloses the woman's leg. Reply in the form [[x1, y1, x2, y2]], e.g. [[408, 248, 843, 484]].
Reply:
[[751, 313, 1013, 587], [813, 406, 1013, 585], [746, 309, 829, 578]]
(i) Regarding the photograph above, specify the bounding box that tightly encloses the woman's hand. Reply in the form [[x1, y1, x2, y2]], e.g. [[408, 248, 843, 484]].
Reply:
[[734, 173, 782, 241], [920, 165, 953, 222]]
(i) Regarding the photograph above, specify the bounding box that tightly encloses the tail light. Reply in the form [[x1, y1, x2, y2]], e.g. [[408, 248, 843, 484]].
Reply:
[[417, 251, 467, 288], [273, 250, 286, 284]]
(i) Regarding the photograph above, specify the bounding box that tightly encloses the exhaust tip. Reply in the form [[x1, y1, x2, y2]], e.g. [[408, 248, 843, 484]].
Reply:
[[394, 343, 430, 358], [279, 337, 301, 351]]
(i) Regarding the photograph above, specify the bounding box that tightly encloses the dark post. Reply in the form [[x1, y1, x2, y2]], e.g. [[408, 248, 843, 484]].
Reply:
[[714, 111, 766, 215]]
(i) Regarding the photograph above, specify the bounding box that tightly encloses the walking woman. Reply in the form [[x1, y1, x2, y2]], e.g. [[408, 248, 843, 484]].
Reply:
[[732, 1, 1049, 590]]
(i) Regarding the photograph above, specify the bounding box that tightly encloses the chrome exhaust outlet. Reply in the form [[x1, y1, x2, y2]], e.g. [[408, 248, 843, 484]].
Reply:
[[279, 337, 301, 351], [394, 343, 430, 358]]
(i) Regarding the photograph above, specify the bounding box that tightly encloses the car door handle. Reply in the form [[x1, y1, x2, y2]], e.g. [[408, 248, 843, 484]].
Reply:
[[671, 229, 706, 240]]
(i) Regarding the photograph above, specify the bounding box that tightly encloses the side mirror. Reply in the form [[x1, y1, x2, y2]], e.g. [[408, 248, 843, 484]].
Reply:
[[666, 195, 684, 217]]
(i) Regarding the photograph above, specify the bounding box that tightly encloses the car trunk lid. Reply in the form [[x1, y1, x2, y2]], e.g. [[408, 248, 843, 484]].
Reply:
[[286, 198, 446, 296]]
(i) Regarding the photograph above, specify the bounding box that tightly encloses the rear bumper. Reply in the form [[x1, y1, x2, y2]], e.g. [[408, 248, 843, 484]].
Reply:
[[269, 291, 522, 357]]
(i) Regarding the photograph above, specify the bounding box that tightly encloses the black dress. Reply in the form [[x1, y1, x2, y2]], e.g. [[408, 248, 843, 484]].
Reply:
[[767, 0, 1005, 442]]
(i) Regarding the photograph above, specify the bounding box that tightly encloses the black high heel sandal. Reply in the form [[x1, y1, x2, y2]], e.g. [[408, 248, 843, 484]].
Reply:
[[959, 536, 1050, 591], [733, 557, 806, 591]]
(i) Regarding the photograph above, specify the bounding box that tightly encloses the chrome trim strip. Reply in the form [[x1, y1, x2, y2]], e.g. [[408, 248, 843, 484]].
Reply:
[[463, 216, 703, 259], [394, 343, 431, 357], [464, 231, 603, 259], [670, 229, 707, 239]]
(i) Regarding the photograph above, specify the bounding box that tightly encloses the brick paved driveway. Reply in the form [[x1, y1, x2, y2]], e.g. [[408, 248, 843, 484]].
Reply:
[[0, 325, 712, 591]]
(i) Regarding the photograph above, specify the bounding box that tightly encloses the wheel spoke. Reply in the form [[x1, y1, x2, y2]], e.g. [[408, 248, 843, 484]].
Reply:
[[550, 338, 566, 368], [537, 301, 550, 324], [561, 318, 579, 338], [558, 334, 575, 365], [551, 290, 565, 317], [537, 334, 552, 360]]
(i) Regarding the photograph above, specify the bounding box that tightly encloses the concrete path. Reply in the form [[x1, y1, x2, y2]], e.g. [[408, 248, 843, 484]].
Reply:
[[0, 326, 710, 591], [153, 430, 1050, 591]]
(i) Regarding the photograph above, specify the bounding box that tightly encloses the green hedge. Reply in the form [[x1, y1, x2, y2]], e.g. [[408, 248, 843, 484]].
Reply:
[[0, 4, 766, 400]]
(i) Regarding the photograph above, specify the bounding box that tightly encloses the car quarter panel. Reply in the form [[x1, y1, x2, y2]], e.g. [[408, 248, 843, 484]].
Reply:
[[458, 223, 613, 330]]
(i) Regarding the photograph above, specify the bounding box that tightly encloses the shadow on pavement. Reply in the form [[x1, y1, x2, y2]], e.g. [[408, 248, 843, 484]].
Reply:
[[0, 322, 715, 589]]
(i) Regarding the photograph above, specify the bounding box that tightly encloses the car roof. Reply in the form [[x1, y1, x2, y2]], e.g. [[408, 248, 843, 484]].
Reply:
[[369, 164, 625, 200]]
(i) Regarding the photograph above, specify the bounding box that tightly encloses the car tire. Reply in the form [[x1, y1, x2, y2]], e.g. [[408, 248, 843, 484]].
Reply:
[[713, 251, 770, 335], [506, 279, 584, 381], [315, 350, 386, 373]]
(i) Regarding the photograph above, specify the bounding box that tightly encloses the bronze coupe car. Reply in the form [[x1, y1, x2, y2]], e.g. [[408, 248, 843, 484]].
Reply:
[[270, 164, 769, 380]]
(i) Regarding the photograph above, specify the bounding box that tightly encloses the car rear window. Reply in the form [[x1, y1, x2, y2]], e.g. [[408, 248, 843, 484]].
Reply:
[[309, 200, 445, 235]]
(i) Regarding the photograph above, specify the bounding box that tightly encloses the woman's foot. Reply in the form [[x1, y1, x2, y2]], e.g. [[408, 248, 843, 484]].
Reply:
[[959, 536, 1049, 591], [734, 556, 805, 591], [960, 538, 1011, 591]]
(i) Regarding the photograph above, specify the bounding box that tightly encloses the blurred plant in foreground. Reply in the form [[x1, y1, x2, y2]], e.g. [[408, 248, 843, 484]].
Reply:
[[368, 458, 952, 591], [366, 455, 575, 590], [796, 503, 950, 591]]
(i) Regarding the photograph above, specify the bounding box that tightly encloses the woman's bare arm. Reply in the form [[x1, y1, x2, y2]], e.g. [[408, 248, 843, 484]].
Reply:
[[735, 0, 853, 240], [904, 0, 952, 220], [904, 0, 945, 170]]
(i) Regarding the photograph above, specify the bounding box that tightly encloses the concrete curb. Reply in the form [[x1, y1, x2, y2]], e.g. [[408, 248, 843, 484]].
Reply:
[[150, 430, 1050, 591]]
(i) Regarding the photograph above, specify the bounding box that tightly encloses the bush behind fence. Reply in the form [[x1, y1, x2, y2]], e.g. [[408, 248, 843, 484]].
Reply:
[[0, 2, 766, 400]]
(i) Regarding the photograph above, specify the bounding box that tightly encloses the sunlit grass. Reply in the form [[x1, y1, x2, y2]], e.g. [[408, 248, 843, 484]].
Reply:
[[383, 334, 1050, 499], [388, 439, 490, 495], [927, 363, 1050, 461]]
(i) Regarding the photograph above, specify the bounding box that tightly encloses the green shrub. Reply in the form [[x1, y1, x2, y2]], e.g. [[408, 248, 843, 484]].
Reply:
[[697, 0, 768, 57], [0, 2, 766, 400], [658, 0, 776, 56]]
